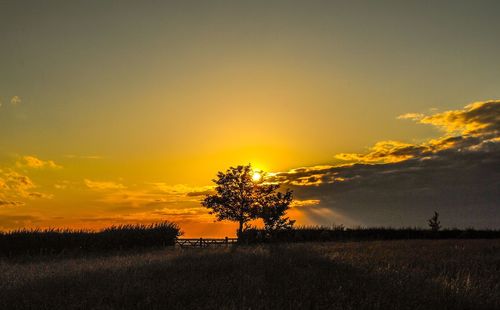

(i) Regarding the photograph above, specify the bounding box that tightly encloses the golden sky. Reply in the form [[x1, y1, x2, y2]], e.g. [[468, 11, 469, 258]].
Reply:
[[1, 1, 499, 236]]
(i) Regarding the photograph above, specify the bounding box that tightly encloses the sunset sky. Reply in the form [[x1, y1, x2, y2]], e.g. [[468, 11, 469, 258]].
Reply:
[[1, 1, 499, 237]]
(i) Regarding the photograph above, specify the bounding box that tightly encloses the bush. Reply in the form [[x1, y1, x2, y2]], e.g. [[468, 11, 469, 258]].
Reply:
[[238, 226, 500, 244], [0, 222, 181, 257]]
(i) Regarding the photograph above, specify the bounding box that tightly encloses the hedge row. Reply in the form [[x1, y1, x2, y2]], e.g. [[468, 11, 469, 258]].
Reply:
[[0, 222, 181, 256], [238, 226, 500, 243]]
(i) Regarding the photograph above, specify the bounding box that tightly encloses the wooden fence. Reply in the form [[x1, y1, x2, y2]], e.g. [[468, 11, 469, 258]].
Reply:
[[175, 237, 238, 248]]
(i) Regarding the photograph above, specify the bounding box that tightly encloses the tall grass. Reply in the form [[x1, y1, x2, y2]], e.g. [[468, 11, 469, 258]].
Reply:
[[0, 222, 181, 256], [0, 240, 499, 309], [239, 225, 500, 243]]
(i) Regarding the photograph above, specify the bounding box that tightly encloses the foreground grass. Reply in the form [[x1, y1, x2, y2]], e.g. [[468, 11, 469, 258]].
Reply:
[[1, 240, 499, 310]]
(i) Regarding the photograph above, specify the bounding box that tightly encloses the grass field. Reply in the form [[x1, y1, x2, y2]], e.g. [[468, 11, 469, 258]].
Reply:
[[1, 240, 499, 309]]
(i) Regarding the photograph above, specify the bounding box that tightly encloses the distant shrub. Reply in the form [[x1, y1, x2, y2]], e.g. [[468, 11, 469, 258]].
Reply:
[[238, 226, 500, 244], [428, 211, 441, 232], [0, 222, 181, 257]]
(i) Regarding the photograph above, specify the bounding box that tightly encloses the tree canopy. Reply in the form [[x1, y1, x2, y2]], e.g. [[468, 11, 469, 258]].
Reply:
[[202, 164, 294, 237]]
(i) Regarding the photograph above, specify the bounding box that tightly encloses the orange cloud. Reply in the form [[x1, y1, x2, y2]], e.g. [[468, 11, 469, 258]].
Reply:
[[150, 183, 214, 197], [336, 141, 424, 163], [397, 113, 425, 121], [0, 199, 25, 207], [268, 100, 500, 229], [84, 179, 126, 190], [334, 100, 500, 165], [291, 199, 321, 207], [0, 169, 52, 206], [408, 100, 500, 135], [17, 155, 62, 169]]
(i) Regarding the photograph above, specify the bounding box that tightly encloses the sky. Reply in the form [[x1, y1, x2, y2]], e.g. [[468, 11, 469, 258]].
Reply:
[[1, 0, 499, 237]]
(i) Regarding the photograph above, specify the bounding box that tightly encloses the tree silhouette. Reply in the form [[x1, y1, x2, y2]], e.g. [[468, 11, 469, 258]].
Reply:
[[202, 165, 258, 237], [256, 186, 295, 234], [428, 211, 441, 232], [202, 164, 294, 237]]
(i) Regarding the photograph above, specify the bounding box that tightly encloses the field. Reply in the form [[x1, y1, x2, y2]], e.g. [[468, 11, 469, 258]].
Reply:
[[1, 240, 499, 310]]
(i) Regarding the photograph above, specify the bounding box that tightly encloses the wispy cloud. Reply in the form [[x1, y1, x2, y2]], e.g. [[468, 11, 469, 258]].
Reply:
[[397, 113, 425, 121], [94, 183, 214, 209], [405, 100, 500, 135], [17, 155, 62, 169], [335, 140, 423, 163], [78, 181, 217, 227], [0, 199, 25, 207], [65, 155, 103, 160], [2, 170, 36, 194], [0, 169, 52, 206], [84, 179, 126, 190], [291, 199, 321, 207], [10, 96, 21, 106], [0, 214, 41, 230], [150, 183, 214, 197]]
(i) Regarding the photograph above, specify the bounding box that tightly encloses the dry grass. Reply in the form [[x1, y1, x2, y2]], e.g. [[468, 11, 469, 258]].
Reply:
[[1, 240, 499, 309]]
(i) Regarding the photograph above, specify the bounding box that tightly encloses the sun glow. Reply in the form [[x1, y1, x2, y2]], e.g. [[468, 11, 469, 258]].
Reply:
[[252, 172, 262, 182]]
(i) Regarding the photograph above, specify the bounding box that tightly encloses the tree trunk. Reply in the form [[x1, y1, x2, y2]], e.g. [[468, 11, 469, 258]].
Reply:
[[237, 220, 243, 238]]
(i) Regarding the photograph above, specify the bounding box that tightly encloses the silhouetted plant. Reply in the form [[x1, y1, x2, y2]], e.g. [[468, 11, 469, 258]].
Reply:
[[0, 221, 181, 257], [202, 165, 259, 237], [202, 164, 294, 237], [428, 211, 441, 232], [238, 225, 500, 244], [256, 186, 295, 236]]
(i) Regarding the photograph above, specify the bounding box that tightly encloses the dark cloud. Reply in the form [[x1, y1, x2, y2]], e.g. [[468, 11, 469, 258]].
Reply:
[[273, 101, 500, 228]]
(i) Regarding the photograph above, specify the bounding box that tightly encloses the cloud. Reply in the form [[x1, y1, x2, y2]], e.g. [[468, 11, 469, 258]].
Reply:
[[2, 170, 36, 194], [291, 199, 321, 208], [17, 155, 62, 169], [0, 169, 52, 205], [10, 96, 21, 105], [84, 179, 126, 190], [397, 113, 425, 121], [27, 192, 54, 199], [77, 182, 218, 229], [54, 181, 70, 190], [0, 199, 25, 207], [94, 183, 214, 210], [335, 141, 425, 163], [65, 154, 103, 160], [150, 183, 214, 196], [150, 206, 209, 217], [0, 214, 41, 230], [408, 100, 500, 136], [271, 100, 500, 228]]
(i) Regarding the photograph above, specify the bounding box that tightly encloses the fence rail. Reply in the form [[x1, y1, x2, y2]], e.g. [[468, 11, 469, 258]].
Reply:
[[175, 237, 238, 248]]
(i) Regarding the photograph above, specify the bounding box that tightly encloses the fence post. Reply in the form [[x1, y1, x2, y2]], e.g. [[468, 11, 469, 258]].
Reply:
[[225, 236, 228, 246], [199, 237, 203, 247]]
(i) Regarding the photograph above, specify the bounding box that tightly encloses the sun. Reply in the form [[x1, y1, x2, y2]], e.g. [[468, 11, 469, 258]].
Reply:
[[252, 171, 262, 182]]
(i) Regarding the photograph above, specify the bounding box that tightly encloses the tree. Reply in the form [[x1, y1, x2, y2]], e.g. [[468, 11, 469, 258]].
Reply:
[[257, 187, 295, 234], [428, 211, 441, 232], [202, 165, 259, 237], [202, 164, 294, 237]]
